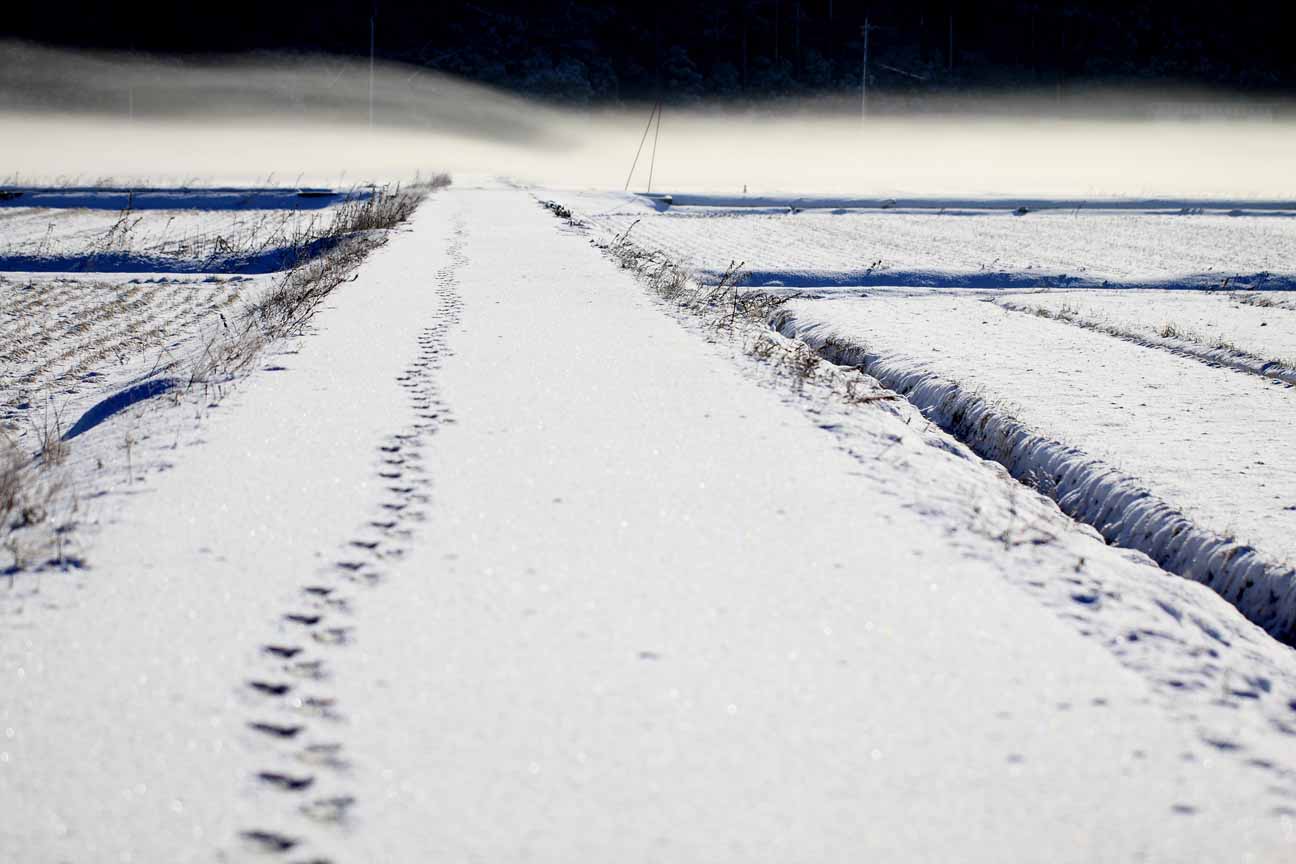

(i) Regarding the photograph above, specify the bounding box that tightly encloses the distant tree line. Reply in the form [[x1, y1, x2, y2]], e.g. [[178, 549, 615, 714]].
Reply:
[[8, 1, 1296, 102]]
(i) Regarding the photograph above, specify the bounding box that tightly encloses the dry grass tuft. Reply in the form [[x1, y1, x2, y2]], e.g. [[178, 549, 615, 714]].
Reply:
[[31, 403, 69, 467], [192, 180, 442, 384], [554, 199, 897, 406], [0, 175, 449, 570], [327, 183, 431, 236], [0, 443, 24, 530]]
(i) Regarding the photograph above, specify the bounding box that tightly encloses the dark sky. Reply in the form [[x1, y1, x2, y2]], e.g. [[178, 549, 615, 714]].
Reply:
[[8, 2, 1296, 102]]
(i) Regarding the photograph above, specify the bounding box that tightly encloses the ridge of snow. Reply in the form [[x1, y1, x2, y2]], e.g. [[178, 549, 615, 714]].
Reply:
[[994, 297, 1296, 386], [773, 306, 1296, 644]]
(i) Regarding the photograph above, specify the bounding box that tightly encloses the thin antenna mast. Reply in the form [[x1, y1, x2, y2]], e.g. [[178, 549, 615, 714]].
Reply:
[[624, 101, 660, 191], [647, 103, 663, 193]]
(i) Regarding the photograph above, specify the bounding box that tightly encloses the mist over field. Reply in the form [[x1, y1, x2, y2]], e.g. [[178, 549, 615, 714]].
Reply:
[[4, 40, 1295, 197]]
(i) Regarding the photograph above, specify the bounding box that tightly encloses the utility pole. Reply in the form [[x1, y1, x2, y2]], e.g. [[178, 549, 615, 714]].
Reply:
[[861, 19, 871, 119], [369, 3, 376, 130]]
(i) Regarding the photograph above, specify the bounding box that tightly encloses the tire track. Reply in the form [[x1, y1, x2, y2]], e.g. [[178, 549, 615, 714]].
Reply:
[[234, 216, 466, 861]]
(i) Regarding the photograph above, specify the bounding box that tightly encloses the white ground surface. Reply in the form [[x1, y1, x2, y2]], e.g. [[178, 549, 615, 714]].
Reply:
[[0, 195, 455, 859], [776, 296, 1296, 621], [0, 207, 332, 265], [3, 186, 1296, 862], [563, 190, 1296, 289], [0, 273, 255, 432], [997, 289, 1296, 365]]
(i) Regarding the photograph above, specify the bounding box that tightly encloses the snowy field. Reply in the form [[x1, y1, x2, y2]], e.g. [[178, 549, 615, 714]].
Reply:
[[994, 289, 1296, 379], [0, 183, 424, 572], [567, 192, 1296, 644], [4, 181, 1296, 862], [567, 191, 1296, 291], [0, 187, 371, 273]]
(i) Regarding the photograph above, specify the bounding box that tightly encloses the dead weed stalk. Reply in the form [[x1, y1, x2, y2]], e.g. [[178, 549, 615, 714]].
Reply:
[[573, 203, 898, 406]]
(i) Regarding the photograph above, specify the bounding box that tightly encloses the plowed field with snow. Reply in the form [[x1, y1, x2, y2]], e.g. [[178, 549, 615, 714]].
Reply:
[[571, 191, 1296, 643]]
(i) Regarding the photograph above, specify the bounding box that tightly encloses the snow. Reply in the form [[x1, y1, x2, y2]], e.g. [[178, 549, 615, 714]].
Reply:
[[0, 193, 456, 860], [5, 185, 1296, 861], [0, 200, 352, 274], [0, 272, 261, 553], [562, 190, 1296, 291], [0, 186, 355, 211], [774, 295, 1296, 640], [995, 289, 1296, 371]]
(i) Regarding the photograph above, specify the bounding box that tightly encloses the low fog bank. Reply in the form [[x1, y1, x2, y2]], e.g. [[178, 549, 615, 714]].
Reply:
[[4, 41, 1295, 198]]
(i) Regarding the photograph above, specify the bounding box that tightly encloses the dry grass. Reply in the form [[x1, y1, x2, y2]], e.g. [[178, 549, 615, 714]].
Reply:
[[325, 183, 431, 236], [0, 442, 24, 530], [0, 176, 448, 570], [1231, 292, 1296, 311], [31, 403, 69, 467], [562, 200, 897, 405], [4, 178, 451, 268], [192, 181, 440, 384]]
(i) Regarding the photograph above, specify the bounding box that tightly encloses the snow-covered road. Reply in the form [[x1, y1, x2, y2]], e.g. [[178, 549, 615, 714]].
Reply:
[[3, 186, 1296, 862]]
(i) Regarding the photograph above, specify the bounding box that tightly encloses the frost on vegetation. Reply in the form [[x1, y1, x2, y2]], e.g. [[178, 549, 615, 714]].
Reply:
[[553, 201, 899, 406], [192, 182, 441, 384], [0, 178, 451, 274], [0, 179, 448, 571]]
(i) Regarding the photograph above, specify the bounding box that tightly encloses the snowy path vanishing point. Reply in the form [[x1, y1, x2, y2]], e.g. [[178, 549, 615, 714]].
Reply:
[[3, 185, 1296, 862]]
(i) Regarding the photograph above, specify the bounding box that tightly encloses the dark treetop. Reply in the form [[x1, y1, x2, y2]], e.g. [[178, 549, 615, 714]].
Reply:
[[9, 1, 1296, 102]]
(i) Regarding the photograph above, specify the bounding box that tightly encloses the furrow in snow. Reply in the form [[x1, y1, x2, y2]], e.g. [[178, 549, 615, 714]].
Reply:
[[773, 304, 1296, 644], [993, 291, 1296, 386]]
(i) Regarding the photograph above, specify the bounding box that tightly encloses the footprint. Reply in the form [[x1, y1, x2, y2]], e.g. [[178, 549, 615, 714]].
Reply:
[[248, 680, 293, 697], [311, 627, 352, 646], [297, 742, 348, 770], [240, 829, 298, 853], [248, 721, 305, 739], [286, 659, 328, 680], [301, 795, 356, 824], [257, 771, 315, 792]]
